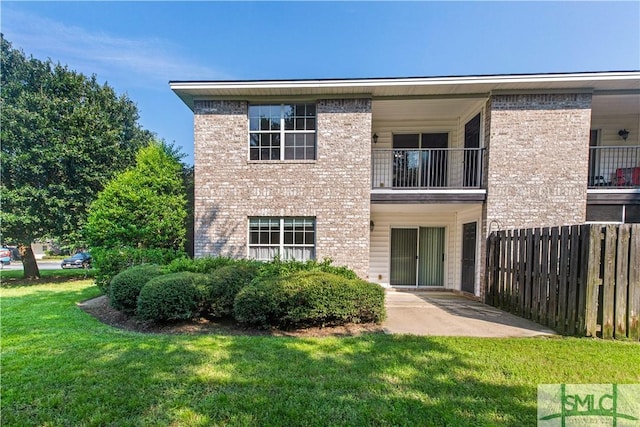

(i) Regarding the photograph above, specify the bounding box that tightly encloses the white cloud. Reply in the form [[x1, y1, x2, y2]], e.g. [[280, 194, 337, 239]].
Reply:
[[1, 7, 228, 87]]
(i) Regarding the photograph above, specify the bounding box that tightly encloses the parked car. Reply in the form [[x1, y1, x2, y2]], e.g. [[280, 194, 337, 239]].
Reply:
[[0, 247, 11, 266], [61, 252, 92, 269]]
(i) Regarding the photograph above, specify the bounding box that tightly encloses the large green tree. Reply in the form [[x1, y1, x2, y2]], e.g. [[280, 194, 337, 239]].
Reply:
[[84, 142, 187, 251], [0, 35, 154, 278]]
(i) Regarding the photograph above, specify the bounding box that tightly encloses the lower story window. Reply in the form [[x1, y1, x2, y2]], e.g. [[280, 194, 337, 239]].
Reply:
[[249, 217, 316, 261]]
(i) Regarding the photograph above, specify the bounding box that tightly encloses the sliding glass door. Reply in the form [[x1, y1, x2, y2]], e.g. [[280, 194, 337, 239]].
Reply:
[[392, 133, 449, 188], [390, 227, 445, 287]]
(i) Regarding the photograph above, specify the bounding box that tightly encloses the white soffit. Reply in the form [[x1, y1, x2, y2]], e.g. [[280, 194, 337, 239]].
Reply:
[[170, 72, 640, 110]]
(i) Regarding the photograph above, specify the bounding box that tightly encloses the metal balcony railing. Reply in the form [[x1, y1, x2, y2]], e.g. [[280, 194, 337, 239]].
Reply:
[[588, 146, 640, 188], [371, 148, 485, 190]]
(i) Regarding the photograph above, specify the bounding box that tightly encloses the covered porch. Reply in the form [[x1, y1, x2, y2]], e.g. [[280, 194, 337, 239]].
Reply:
[[369, 203, 483, 296], [587, 92, 640, 223], [370, 96, 488, 199]]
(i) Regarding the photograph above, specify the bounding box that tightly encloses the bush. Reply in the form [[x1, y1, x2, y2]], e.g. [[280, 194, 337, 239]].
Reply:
[[92, 247, 186, 293], [234, 271, 385, 329], [207, 263, 260, 317], [136, 272, 210, 321], [109, 264, 163, 313], [232, 277, 297, 328], [285, 273, 386, 327], [256, 257, 358, 280], [163, 256, 239, 275]]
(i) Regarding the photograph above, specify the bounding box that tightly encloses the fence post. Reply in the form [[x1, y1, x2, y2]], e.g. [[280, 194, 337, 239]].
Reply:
[[602, 225, 617, 339], [629, 225, 640, 341], [548, 227, 560, 329], [585, 225, 601, 338], [524, 228, 534, 319], [615, 225, 630, 338], [532, 228, 542, 323], [498, 231, 507, 310], [485, 232, 496, 306], [567, 225, 580, 335], [557, 226, 570, 334], [576, 224, 590, 336], [507, 230, 516, 312], [540, 227, 550, 327], [517, 229, 526, 316]]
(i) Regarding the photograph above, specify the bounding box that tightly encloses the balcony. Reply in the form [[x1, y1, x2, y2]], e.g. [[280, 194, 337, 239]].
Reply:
[[588, 146, 640, 188], [371, 148, 485, 203]]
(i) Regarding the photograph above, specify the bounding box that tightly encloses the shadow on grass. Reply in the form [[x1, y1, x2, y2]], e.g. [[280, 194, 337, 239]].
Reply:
[[2, 284, 537, 426], [201, 335, 535, 426], [0, 269, 96, 288]]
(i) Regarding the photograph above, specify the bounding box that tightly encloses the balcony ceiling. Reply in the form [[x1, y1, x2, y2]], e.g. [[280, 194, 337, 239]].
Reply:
[[372, 98, 485, 121], [371, 203, 482, 214]]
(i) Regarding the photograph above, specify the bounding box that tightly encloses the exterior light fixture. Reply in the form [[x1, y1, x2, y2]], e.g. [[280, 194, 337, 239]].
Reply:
[[618, 129, 630, 141], [373, 133, 379, 144], [370, 220, 375, 232]]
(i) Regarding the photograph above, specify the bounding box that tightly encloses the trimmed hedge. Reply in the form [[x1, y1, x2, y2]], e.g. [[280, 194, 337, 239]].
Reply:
[[232, 277, 296, 328], [92, 247, 186, 293], [109, 264, 163, 313], [257, 257, 358, 281], [207, 264, 260, 317], [163, 256, 239, 275], [234, 271, 386, 329], [136, 272, 211, 321]]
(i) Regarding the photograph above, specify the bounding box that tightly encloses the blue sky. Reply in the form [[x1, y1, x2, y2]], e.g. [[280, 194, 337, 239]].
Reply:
[[2, 1, 639, 164]]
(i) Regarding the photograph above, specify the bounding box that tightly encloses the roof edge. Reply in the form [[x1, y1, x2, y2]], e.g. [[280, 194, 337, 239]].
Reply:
[[170, 70, 640, 87]]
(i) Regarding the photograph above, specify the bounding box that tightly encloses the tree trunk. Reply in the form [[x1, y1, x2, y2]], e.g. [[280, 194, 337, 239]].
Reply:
[[18, 242, 40, 279]]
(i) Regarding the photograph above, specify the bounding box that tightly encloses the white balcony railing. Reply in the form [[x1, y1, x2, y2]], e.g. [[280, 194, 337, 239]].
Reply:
[[589, 146, 640, 188], [372, 148, 485, 190]]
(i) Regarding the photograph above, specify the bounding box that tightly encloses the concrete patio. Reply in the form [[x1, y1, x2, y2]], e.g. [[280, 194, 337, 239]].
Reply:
[[382, 289, 556, 337]]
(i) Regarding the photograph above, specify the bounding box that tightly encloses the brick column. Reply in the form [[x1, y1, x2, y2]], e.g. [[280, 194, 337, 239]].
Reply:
[[479, 93, 592, 300]]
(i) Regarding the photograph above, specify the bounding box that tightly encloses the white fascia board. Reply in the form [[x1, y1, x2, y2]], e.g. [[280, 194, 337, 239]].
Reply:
[[169, 71, 640, 91]]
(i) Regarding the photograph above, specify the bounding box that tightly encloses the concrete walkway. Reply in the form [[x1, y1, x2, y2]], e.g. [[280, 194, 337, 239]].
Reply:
[[382, 289, 556, 337]]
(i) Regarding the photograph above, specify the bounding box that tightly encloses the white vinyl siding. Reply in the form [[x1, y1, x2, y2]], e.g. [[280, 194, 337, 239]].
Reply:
[[590, 114, 639, 147], [369, 204, 482, 294]]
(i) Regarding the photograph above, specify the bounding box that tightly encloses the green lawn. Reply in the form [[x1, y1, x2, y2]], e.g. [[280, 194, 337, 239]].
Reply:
[[1, 267, 95, 286], [1, 280, 638, 426]]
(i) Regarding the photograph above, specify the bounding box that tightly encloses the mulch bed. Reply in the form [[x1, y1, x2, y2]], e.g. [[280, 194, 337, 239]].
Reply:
[[78, 295, 384, 337]]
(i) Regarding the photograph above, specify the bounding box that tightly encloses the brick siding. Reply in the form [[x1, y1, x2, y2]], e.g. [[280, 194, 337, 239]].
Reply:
[[193, 99, 372, 278], [478, 93, 593, 300], [484, 93, 592, 231]]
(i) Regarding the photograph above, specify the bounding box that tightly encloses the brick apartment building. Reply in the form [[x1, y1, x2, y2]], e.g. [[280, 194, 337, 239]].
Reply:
[[171, 71, 640, 297]]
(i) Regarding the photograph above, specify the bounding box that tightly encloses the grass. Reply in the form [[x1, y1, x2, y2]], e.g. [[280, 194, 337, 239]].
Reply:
[[2, 280, 639, 426], [0, 268, 95, 287]]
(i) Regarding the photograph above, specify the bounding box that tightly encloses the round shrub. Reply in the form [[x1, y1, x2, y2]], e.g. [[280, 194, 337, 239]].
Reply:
[[92, 247, 185, 293], [232, 277, 297, 328], [136, 272, 211, 321], [109, 264, 164, 313], [284, 272, 386, 327], [207, 264, 260, 317], [233, 271, 386, 329]]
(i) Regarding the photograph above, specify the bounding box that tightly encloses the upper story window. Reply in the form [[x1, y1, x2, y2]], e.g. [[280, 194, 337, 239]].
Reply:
[[249, 104, 316, 161]]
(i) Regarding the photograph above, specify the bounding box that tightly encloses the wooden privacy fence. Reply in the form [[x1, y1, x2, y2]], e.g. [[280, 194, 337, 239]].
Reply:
[[485, 224, 640, 340]]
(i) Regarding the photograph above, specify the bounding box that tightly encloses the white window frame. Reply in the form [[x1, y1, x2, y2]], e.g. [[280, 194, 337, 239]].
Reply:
[[248, 103, 316, 161], [248, 217, 316, 261]]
